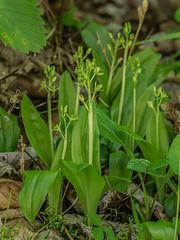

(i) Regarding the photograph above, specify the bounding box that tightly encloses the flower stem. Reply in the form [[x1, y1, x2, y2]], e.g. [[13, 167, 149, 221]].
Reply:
[[118, 45, 128, 125], [48, 92, 54, 159], [88, 88, 93, 165]]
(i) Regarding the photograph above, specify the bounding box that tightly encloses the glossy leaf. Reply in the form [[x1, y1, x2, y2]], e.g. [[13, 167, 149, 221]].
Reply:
[[97, 108, 134, 158], [21, 94, 53, 169], [18, 170, 59, 221], [168, 134, 180, 175], [58, 71, 77, 117], [0, 107, 20, 152], [59, 160, 105, 224], [143, 219, 176, 240], [0, 0, 46, 53], [71, 102, 101, 171]]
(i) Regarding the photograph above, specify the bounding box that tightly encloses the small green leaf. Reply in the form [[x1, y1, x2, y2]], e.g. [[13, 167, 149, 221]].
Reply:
[[102, 226, 116, 240], [21, 94, 53, 169], [18, 170, 59, 221], [127, 158, 150, 172], [88, 212, 102, 227], [92, 227, 104, 240], [0, 0, 46, 53]]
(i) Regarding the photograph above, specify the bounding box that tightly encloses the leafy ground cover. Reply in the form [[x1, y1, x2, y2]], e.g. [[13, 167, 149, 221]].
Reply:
[[0, 0, 180, 239]]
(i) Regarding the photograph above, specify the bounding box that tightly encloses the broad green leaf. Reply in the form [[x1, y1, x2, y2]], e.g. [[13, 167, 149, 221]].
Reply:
[[143, 220, 176, 240], [21, 94, 53, 169], [0, 0, 46, 53], [109, 151, 132, 191], [18, 170, 59, 221], [164, 192, 177, 218], [59, 160, 105, 224], [80, 21, 112, 64], [97, 108, 134, 158], [0, 107, 20, 152], [146, 111, 169, 158], [168, 134, 180, 175], [71, 102, 101, 172], [58, 71, 77, 117]]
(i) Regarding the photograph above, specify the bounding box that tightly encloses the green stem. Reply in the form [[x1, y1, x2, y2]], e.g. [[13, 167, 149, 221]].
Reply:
[[61, 127, 67, 160], [156, 106, 160, 151], [48, 92, 54, 159], [106, 51, 116, 97], [88, 88, 93, 165], [118, 44, 128, 125], [174, 152, 180, 240], [132, 85, 136, 151], [75, 85, 80, 116]]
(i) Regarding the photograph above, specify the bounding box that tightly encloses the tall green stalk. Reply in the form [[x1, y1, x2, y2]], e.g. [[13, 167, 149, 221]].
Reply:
[[118, 22, 134, 125], [48, 91, 55, 159], [131, 58, 141, 150], [118, 45, 128, 125]]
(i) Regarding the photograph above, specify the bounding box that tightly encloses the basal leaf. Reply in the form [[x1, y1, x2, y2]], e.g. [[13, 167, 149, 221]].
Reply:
[[71, 102, 101, 172], [143, 220, 176, 240], [0, 107, 20, 152], [97, 108, 134, 158], [18, 170, 59, 221], [0, 0, 46, 53], [59, 160, 105, 224], [58, 71, 77, 117], [168, 134, 180, 175], [21, 94, 53, 169]]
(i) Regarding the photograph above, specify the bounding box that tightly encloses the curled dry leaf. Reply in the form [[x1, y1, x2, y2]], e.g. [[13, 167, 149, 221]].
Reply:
[[0, 178, 22, 210]]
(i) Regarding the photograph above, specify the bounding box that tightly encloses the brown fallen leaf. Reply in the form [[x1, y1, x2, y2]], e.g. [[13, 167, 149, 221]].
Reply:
[[0, 178, 23, 210]]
